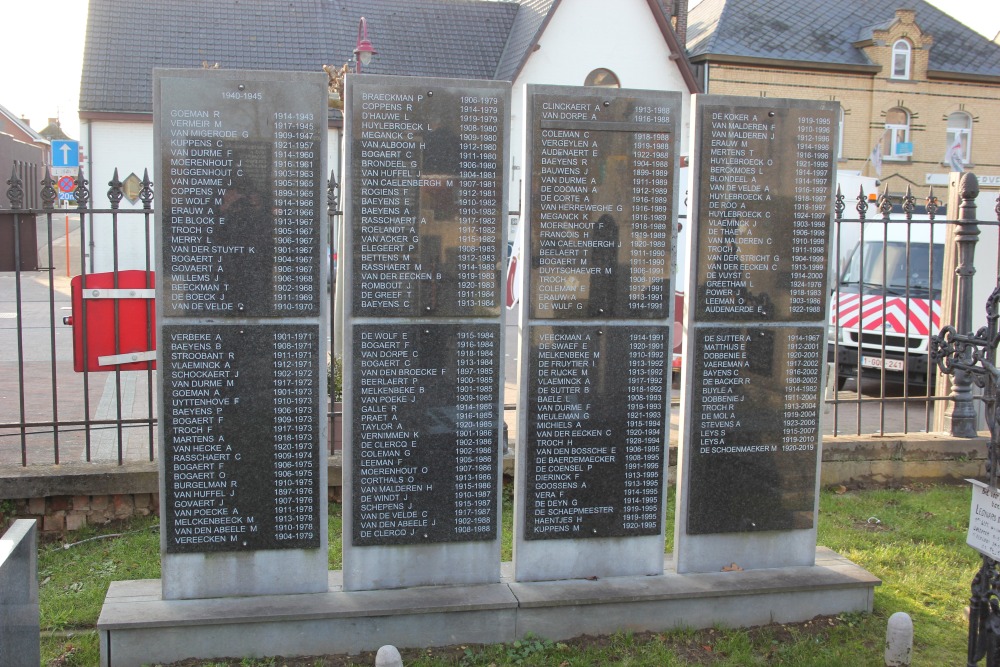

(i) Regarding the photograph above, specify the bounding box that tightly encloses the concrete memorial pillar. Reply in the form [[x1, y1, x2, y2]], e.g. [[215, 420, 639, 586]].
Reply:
[[341, 75, 511, 590], [675, 95, 839, 573], [513, 84, 680, 581], [154, 69, 330, 598], [0, 520, 39, 667]]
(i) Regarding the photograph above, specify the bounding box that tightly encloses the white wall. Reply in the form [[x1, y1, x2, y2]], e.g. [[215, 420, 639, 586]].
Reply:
[[508, 0, 693, 217], [81, 120, 155, 272]]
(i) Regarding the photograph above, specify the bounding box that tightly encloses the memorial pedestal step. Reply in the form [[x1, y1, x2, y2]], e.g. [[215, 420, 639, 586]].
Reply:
[[98, 547, 878, 666]]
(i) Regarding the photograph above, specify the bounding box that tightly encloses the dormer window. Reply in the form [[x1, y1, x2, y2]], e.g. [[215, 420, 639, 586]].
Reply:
[[891, 40, 911, 79]]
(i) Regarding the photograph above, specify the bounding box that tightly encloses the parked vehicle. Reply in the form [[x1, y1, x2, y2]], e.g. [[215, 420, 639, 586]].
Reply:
[[827, 223, 944, 390], [827, 176, 999, 392]]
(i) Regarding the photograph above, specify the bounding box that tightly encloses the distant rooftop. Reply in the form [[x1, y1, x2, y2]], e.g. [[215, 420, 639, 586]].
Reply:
[[81, 0, 693, 118], [687, 0, 1000, 78], [81, 0, 529, 116]]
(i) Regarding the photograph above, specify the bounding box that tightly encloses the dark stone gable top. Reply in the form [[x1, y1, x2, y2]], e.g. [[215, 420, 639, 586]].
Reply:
[[687, 0, 1000, 79]]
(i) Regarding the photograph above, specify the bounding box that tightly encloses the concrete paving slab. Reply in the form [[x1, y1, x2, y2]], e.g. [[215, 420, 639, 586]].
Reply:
[[98, 549, 877, 666]]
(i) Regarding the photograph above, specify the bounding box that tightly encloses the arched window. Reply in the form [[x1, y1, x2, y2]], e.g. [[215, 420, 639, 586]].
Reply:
[[891, 40, 911, 79], [882, 107, 910, 160], [945, 111, 972, 165], [584, 68, 620, 88]]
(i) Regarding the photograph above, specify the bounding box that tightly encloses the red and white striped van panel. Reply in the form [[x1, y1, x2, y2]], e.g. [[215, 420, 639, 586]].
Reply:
[[830, 292, 940, 336]]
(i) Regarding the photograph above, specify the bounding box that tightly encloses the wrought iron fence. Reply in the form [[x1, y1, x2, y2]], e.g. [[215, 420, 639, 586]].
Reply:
[[1, 167, 999, 468], [930, 270, 1000, 666], [827, 174, 1000, 437], [1, 167, 158, 466]]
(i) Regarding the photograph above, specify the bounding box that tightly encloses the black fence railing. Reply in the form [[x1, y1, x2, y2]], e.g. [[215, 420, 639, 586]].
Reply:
[[2, 167, 999, 467], [827, 175, 1000, 437]]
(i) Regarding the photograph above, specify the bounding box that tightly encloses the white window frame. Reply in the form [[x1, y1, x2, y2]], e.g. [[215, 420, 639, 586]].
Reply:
[[883, 108, 910, 161], [837, 107, 845, 159], [946, 111, 972, 163], [891, 40, 911, 79]]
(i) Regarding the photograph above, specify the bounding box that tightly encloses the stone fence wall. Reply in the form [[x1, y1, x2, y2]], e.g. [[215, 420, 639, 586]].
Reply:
[[0, 433, 988, 535]]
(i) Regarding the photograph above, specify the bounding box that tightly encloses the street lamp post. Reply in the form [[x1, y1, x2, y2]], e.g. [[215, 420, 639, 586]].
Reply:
[[353, 17, 377, 73], [322, 17, 377, 359], [325, 16, 377, 110]]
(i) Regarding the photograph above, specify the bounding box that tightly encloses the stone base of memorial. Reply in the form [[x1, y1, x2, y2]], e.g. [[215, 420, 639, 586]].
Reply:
[[675, 95, 840, 575], [97, 551, 878, 666]]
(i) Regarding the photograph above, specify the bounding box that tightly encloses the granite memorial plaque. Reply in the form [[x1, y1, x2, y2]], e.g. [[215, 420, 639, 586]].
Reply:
[[514, 84, 679, 582], [693, 102, 836, 322], [686, 326, 821, 533], [154, 69, 328, 598], [352, 323, 500, 545], [158, 73, 324, 318], [675, 95, 837, 574], [342, 75, 510, 590], [528, 93, 675, 320], [525, 325, 668, 539], [349, 79, 505, 318], [162, 324, 321, 551]]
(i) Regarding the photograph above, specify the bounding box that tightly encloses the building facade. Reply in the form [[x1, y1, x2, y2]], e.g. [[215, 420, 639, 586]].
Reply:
[[687, 0, 1000, 200], [0, 104, 49, 209]]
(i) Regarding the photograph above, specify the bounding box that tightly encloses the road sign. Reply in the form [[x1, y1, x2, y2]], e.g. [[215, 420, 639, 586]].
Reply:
[[51, 140, 79, 168], [57, 176, 75, 192]]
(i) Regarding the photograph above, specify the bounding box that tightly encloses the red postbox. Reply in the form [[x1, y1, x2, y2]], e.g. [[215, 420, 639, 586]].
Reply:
[[64, 271, 156, 372]]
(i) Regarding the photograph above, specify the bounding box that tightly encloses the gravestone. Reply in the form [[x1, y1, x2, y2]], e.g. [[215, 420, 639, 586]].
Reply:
[[675, 95, 838, 573], [514, 84, 680, 581], [342, 75, 510, 590], [154, 69, 329, 598]]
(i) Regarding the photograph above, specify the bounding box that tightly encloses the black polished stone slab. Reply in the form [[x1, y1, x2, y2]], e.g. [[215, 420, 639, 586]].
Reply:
[[686, 325, 822, 534], [162, 324, 321, 552], [524, 325, 669, 540], [526, 88, 680, 320], [692, 100, 836, 323], [347, 76, 508, 318], [157, 72, 325, 318], [352, 323, 501, 546]]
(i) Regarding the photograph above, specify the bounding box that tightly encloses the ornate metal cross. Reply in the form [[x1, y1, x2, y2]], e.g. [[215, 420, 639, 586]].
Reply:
[[930, 280, 1000, 666]]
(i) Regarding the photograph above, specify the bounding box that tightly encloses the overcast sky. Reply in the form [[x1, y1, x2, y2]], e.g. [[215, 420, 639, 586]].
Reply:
[[1, 0, 998, 141]]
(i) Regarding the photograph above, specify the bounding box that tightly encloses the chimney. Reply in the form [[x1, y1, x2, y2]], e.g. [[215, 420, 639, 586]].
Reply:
[[673, 0, 689, 47], [20, 116, 30, 128]]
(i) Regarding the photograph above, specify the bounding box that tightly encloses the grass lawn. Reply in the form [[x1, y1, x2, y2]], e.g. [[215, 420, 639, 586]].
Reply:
[[31, 483, 979, 666]]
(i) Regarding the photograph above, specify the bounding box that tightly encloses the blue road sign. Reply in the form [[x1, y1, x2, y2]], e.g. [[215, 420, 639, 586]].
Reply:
[[51, 140, 79, 168]]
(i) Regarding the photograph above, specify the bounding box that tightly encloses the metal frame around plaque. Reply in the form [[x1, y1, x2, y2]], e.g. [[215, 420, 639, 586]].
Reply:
[[674, 94, 838, 574], [513, 84, 680, 582], [341, 74, 511, 591]]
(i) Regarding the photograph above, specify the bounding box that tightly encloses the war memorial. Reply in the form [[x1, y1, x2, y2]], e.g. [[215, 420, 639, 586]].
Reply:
[[94, 69, 878, 666]]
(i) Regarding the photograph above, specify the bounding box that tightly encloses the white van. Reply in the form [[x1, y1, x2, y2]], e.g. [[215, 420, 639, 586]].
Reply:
[[827, 176, 999, 392], [827, 221, 944, 390]]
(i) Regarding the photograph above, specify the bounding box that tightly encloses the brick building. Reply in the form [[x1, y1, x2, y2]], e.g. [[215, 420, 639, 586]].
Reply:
[[687, 0, 1000, 198], [0, 103, 49, 209]]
